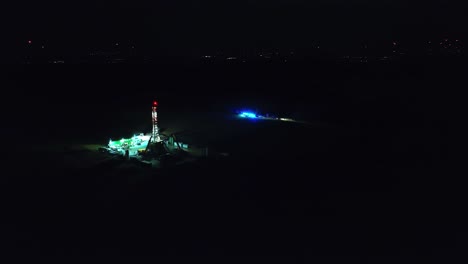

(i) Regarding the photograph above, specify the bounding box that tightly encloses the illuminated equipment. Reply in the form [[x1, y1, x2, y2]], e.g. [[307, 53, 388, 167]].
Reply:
[[237, 110, 296, 122], [108, 134, 150, 151], [238, 112, 257, 118]]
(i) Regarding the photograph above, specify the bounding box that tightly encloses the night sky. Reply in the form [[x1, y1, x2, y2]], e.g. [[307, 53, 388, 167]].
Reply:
[[4, 1, 468, 54]]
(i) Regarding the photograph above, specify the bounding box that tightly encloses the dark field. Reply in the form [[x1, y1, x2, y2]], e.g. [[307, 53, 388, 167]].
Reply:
[[1, 59, 465, 262]]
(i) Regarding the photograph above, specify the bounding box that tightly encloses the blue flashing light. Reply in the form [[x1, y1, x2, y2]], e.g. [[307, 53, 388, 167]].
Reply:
[[239, 112, 257, 118]]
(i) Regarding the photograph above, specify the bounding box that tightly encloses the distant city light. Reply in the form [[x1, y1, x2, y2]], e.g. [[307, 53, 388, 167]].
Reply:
[[27, 40, 32, 44]]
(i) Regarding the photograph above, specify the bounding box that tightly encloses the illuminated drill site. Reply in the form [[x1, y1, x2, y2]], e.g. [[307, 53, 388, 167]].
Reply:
[[105, 100, 164, 159], [102, 101, 298, 165]]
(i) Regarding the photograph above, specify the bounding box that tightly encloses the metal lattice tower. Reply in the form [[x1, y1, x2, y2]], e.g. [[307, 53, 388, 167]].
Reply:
[[151, 100, 161, 143]]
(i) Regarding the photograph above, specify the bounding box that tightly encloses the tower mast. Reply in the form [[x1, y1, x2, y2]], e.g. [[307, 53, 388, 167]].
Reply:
[[144, 99, 168, 158], [151, 100, 161, 143]]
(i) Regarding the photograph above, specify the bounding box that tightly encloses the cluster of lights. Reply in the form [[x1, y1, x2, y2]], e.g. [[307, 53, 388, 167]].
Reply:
[[239, 112, 257, 118], [237, 111, 296, 122], [108, 134, 150, 150]]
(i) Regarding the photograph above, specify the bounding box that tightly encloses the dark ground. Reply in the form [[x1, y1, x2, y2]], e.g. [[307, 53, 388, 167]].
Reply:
[[1, 58, 466, 262]]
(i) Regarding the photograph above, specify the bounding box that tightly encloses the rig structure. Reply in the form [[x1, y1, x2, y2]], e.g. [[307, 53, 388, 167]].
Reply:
[[150, 100, 161, 143], [144, 100, 168, 157]]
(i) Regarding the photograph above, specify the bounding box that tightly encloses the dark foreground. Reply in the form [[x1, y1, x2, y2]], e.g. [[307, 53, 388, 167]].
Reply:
[[1, 59, 466, 262]]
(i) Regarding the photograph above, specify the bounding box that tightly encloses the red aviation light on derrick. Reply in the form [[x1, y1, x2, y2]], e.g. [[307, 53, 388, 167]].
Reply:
[[153, 101, 158, 107]]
